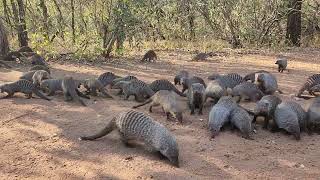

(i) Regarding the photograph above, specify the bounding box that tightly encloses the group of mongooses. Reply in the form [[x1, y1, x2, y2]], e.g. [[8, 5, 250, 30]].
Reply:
[[1, 51, 319, 168]]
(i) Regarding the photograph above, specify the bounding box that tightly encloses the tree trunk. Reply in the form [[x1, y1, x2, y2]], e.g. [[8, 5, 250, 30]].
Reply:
[[0, 19, 10, 55], [71, 0, 75, 43], [39, 0, 50, 40], [11, 0, 28, 47], [52, 0, 65, 39], [286, 0, 302, 46]]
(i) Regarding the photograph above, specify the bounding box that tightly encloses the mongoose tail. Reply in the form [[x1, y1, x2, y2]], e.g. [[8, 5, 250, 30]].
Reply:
[[79, 118, 116, 140], [132, 99, 152, 108]]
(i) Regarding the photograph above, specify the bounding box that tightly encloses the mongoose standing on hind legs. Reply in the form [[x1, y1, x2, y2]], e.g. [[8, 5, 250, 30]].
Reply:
[[141, 50, 157, 62], [149, 79, 186, 97], [174, 70, 189, 85], [187, 83, 205, 115], [0, 79, 50, 100], [62, 77, 90, 106], [133, 90, 183, 123], [79, 110, 180, 167]]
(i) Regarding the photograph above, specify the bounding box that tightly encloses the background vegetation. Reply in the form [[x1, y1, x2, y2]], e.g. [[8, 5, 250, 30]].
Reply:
[[0, 0, 319, 58]]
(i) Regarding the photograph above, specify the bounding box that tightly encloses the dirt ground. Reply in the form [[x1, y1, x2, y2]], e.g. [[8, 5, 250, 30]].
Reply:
[[0, 49, 319, 180]]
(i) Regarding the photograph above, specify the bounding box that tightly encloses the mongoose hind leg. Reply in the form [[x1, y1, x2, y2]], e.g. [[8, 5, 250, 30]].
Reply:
[[2, 92, 14, 98], [26, 93, 33, 99]]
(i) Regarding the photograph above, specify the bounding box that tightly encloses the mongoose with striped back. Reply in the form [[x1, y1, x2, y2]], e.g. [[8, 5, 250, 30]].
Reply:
[[0, 79, 50, 100], [112, 79, 155, 102], [98, 72, 121, 87], [255, 72, 283, 94], [149, 79, 186, 97], [230, 106, 254, 140], [81, 78, 112, 98], [228, 82, 264, 102], [79, 110, 180, 167], [296, 74, 320, 98], [274, 101, 308, 140], [133, 90, 183, 123], [208, 96, 237, 138]]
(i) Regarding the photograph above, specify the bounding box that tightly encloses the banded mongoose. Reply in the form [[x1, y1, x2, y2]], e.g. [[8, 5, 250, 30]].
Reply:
[[98, 72, 121, 87], [275, 58, 287, 73], [253, 95, 282, 129], [230, 106, 254, 140], [192, 52, 215, 61], [20, 70, 37, 81], [29, 65, 50, 74], [181, 76, 206, 93], [0, 60, 11, 68], [228, 82, 264, 102], [112, 79, 155, 102], [149, 79, 186, 97], [32, 70, 51, 87], [30, 54, 47, 66], [174, 70, 189, 85], [274, 101, 308, 140], [79, 110, 180, 167], [208, 96, 237, 138], [111, 75, 137, 86], [187, 83, 205, 115], [82, 78, 112, 98], [62, 77, 89, 106], [296, 74, 320, 97], [204, 80, 227, 103], [255, 72, 283, 94], [141, 50, 157, 62], [243, 70, 269, 82], [0, 79, 50, 100], [215, 73, 243, 89], [307, 97, 320, 133], [40, 79, 63, 96], [133, 90, 183, 123], [309, 84, 320, 96]]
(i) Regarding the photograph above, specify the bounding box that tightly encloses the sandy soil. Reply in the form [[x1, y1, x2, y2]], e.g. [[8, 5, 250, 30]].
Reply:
[[0, 50, 319, 180]]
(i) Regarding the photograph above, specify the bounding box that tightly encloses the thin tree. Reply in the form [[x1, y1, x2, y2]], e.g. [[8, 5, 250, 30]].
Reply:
[[286, 0, 302, 46], [0, 18, 10, 55]]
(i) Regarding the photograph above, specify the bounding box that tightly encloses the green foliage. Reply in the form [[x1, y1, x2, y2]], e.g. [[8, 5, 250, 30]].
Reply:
[[0, 0, 319, 56]]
